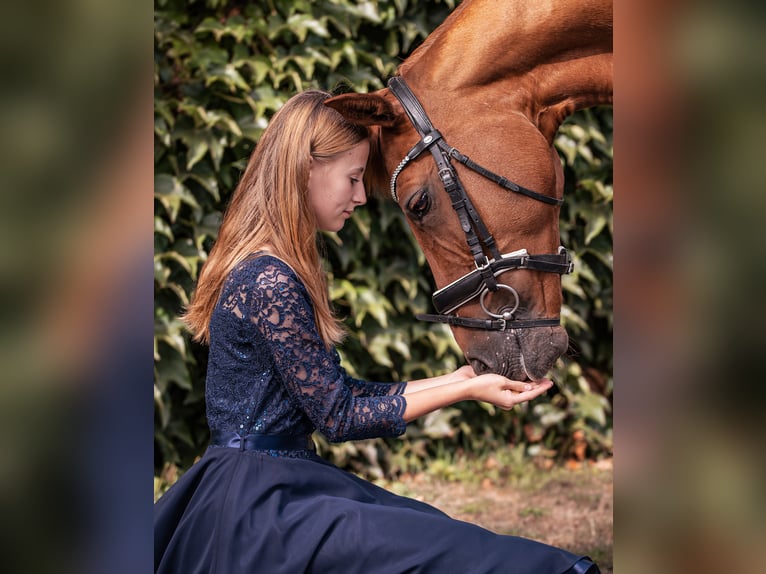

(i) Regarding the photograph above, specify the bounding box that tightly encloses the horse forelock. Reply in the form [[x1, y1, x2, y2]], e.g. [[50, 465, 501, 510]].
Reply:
[[363, 125, 392, 199]]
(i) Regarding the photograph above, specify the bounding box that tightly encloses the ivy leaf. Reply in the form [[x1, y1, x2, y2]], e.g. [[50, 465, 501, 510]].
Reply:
[[584, 213, 607, 245], [155, 345, 192, 392]]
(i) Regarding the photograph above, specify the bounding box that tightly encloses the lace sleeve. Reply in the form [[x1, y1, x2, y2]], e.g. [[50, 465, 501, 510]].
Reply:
[[249, 262, 407, 442], [344, 375, 407, 397]]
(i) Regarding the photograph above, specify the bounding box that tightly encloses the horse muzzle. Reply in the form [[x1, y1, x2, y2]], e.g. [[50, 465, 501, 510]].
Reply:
[[464, 324, 569, 381]]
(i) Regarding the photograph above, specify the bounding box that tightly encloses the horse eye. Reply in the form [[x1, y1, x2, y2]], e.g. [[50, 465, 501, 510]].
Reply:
[[407, 189, 431, 220]]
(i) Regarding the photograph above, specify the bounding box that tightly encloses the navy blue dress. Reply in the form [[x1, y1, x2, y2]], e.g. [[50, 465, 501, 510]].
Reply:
[[154, 255, 598, 573]]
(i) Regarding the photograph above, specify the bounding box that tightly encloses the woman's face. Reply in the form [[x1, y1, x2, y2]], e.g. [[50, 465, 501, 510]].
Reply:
[[307, 140, 369, 232]]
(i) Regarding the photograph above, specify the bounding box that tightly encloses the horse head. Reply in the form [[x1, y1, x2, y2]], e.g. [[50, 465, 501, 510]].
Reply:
[[327, 0, 612, 380]]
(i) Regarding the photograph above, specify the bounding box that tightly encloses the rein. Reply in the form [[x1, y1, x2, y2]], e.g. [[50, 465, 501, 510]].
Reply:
[[387, 76, 573, 331]]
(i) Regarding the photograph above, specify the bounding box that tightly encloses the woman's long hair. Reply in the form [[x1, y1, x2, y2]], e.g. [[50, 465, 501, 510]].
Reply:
[[183, 90, 370, 347]]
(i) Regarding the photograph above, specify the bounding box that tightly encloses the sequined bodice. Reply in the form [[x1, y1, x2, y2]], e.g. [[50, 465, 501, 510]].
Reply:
[[205, 254, 407, 456]]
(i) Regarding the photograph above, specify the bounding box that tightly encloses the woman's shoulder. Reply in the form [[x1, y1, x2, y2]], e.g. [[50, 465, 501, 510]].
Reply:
[[227, 252, 303, 293]]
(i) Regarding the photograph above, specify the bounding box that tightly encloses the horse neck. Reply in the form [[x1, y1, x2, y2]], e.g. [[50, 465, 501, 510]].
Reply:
[[399, 0, 613, 140]]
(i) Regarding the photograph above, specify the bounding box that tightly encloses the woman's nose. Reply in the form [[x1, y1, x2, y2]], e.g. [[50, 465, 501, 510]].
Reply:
[[354, 183, 367, 205]]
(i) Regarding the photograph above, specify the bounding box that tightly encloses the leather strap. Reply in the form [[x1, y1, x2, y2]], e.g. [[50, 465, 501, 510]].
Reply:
[[449, 148, 564, 206], [432, 252, 572, 315], [417, 313, 560, 331]]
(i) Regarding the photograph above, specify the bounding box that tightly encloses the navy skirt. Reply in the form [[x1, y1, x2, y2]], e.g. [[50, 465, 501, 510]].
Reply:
[[154, 446, 597, 573]]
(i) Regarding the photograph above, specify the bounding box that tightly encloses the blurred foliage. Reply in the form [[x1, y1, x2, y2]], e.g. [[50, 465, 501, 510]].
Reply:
[[154, 0, 612, 483]]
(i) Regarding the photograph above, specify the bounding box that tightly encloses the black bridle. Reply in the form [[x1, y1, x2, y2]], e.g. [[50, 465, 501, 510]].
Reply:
[[387, 76, 573, 331]]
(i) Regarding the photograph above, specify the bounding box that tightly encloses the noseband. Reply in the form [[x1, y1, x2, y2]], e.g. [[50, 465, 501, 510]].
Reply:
[[387, 76, 573, 331]]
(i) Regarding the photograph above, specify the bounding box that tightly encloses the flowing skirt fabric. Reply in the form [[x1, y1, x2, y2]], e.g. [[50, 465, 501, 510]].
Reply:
[[155, 447, 587, 573]]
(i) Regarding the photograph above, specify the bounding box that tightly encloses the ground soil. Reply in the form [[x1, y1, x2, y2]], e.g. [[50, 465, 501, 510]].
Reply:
[[385, 458, 614, 573]]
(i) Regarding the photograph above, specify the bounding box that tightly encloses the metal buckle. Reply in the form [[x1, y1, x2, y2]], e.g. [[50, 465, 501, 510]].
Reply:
[[557, 246, 574, 274], [475, 255, 491, 270]]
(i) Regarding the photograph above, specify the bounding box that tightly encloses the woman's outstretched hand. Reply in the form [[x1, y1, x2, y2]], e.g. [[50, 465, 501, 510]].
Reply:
[[448, 365, 553, 409], [465, 373, 554, 410], [402, 366, 554, 422]]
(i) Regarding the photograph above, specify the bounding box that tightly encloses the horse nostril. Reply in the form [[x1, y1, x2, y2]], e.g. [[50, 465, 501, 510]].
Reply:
[[468, 357, 491, 375]]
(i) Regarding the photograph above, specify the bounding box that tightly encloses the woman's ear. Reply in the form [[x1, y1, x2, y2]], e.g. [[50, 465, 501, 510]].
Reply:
[[325, 90, 399, 127]]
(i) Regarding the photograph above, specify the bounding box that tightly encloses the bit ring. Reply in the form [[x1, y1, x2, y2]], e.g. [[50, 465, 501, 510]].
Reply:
[[479, 284, 520, 319]]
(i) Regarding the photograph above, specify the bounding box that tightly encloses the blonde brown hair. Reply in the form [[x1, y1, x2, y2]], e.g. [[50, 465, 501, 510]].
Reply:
[[183, 90, 370, 347]]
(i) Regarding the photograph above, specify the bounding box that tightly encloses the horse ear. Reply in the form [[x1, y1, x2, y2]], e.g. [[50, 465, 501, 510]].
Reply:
[[325, 91, 398, 127]]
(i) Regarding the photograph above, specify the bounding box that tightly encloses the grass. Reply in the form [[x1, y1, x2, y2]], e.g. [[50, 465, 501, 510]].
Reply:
[[381, 452, 613, 573]]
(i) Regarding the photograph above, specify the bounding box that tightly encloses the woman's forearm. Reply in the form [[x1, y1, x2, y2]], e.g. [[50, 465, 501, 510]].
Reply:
[[401, 380, 470, 422], [402, 366, 475, 394], [402, 374, 459, 394]]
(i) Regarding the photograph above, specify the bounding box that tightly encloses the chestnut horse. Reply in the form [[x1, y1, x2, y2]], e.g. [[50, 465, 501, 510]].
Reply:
[[327, 0, 612, 381]]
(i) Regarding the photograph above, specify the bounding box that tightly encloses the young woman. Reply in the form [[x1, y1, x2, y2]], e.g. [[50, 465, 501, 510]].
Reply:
[[154, 90, 599, 574]]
